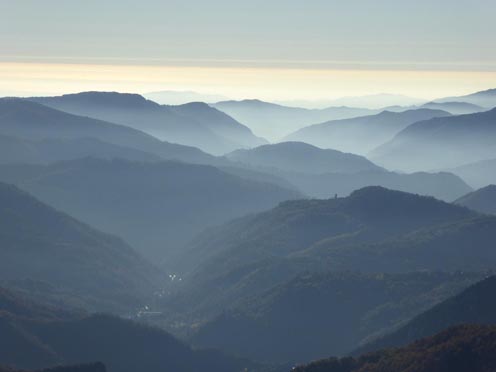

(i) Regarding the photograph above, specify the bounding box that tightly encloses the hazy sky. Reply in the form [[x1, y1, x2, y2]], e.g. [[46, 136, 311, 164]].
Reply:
[[1, 0, 496, 100]]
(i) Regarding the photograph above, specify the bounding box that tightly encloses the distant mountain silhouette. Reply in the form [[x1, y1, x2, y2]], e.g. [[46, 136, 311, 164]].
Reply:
[[455, 185, 496, 215], [0, 98, 217, 165], [420, 101, 485, 115], [0, 289, 257, 372], [144, 90, 228, 105], [370, 108, 496, 171], [359, 275, 496, 354], [286, 109, 451, 155], [0, 158, 300, 263], [213, 99, 377, 140], [30, 92, 265, 154], [226, 142, 382, 174], [0, 182, 164, 312], [323, 93, 425, 109], [0, 135, 160, 164], [224, 142, 471, 202], [435, 88, 496, 108], [448, 158, 496, 189], [192, 271, 481, 364], [294, 324, 496, 372]]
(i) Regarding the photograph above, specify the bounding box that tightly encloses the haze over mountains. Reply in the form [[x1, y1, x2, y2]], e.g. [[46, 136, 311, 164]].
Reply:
[[0, 182, 163, 312], [371, 108, 496, 171], [0, 158, 299, 263], [286, 108, 451, 154], [0, 98, 218, 165], [212, 99, 377, 140], [30, 92, 266, 155], [2, 85, 496, 371], [224, 142, 471, 201], [434, 88, 496, 108]]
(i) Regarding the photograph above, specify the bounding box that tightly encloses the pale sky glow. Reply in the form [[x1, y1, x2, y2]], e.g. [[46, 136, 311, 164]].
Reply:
[[1, 0, 496, 100], [2, 62, 496, 101]]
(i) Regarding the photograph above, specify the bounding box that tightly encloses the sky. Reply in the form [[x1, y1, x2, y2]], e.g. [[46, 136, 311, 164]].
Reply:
[[1, 0, 496, 101]]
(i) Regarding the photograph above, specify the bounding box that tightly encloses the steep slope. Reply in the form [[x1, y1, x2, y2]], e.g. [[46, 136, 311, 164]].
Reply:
[[455, 185, 496, 215], [286, 109, 451, 155], [0, 182, 164, 312], [212, 100, 376, 140], [0, 135, 160, 164], [0, 289, 258, 372], [359, 275, 496, 354], [435, 87, 496, 108], [169, 102, 267, 150], [0, 98, 216, 165], [192, 271, 481, 364], [0, 158, 300, 262], [294, 325, 496, 372], [371, 108, 496, 171], [31, 92, 264, 154], [226, 142, 382, 174]]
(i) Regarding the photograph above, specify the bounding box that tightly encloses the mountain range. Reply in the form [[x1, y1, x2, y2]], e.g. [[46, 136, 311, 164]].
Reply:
[[226, 142, 382, 174], [161, 187, 481, 333], [0, 158, 300, 263], [370, 107, 496, 171], [212, 99, 377, 140], [0, 98, 217, 165], [30, 92, 266, 155], [434, 88, 496, 108], [285, 109, 451, 155]]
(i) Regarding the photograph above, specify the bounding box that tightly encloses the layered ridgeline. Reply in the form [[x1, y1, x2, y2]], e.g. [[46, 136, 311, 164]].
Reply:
[[420, 101, 486, 115], [293, 325, 496, 372], [448, 159, 496, 189], [0, 158, 300, 263], [0, 98, 217, 165], [212, 99, 377, 141], [165, 188, 484, 321], [30, 92, 266, 155], [286, 109, 451, 155], [455, 185, 496, 215], [0, 287, 258, 372], [226, 142, 383, 174], [225, 142, 472, 201], [358, 275, 496, 354], [191, 271, 481, 364], [370, 108, 496, 172], [0, 182, 164, 312], [434, 87, 496, 108]]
